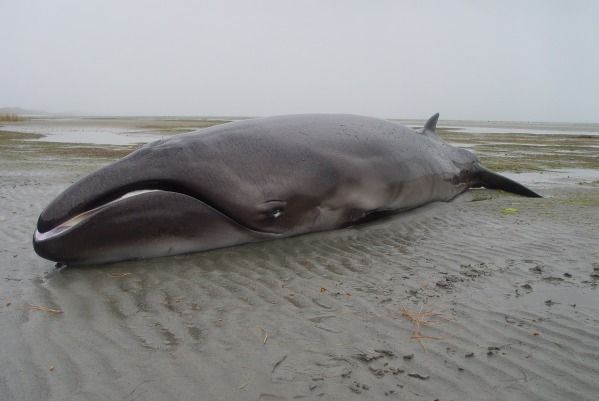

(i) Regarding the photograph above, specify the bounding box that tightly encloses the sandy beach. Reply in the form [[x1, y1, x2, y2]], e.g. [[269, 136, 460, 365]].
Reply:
[[1, 117, 598, 401]]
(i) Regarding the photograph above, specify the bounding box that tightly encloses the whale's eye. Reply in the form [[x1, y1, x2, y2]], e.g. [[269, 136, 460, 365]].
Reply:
[[260, 200, 286, 221]]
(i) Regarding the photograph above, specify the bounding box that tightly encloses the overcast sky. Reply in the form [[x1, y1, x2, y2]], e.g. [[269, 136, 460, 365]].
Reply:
[[1, 1, 598, 122]]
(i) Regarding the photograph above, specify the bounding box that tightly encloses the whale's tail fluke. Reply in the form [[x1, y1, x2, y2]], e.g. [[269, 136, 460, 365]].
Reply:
[[473, 165, 542, 198]]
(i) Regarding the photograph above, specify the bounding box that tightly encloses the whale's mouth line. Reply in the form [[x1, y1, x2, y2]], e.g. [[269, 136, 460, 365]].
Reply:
[[35, 187, 279, 242], [34, 190, 163, 241]]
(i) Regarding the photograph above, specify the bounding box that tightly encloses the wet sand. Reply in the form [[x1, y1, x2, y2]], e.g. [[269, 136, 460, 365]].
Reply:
[[1, 118, 598, 400]]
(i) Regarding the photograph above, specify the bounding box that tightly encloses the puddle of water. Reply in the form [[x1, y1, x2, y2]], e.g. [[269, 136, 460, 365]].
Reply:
[[512, 281, 599, 316], [440, 125, 599, 136], [35, 131, 164, 145], [3, 118, 599, 149], [402, 119, 599, 136], [503, 169, 599, 187], [447, 142, 475, 149], [3, 125, 166, 145]]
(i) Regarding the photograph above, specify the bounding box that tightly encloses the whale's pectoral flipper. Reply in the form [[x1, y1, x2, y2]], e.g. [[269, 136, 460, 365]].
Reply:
[[473, 165, 542, 198], [421, 113, 440, 135]]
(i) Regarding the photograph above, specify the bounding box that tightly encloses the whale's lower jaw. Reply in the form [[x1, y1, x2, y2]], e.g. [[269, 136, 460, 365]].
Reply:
[[34, 190, 163, 242], [32, 190, 266, 265]]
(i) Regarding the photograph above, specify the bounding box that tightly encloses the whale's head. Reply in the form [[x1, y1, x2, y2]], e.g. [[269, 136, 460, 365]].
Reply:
[[33, 122, 342, 265]]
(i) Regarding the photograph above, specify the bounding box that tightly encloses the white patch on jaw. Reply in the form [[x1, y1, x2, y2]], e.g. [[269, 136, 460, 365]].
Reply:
[[272, 209, 282, 219], [34, 190, 161, 242]]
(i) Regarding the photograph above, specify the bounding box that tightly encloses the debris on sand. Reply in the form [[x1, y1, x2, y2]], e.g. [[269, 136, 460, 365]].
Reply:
[[436, 280, 451, 289], [436, 274, 463, 290], [24, 304, 63, 314], [271, 355, 287, 374], [108, 272, 131, 277], [369, 366, 385, 377], [348, 380, 369, 393], [459, 263, 491, 279], [486, 345, 510, 356], [408, 372, 430, 380], [528, 262, 544, 274], [400, 305, 452, 348], [520, 283, 533, 290], [257, 326, 268, 344], [374, 349, 395, 357], [354, 352, 384, 363]]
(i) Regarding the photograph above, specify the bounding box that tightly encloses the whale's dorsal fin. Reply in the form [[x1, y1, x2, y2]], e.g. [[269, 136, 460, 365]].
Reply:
[[421, 113, 439, 135]]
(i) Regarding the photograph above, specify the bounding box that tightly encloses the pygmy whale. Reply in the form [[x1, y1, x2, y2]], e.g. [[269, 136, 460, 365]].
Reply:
[[33, 113, 540, 264]]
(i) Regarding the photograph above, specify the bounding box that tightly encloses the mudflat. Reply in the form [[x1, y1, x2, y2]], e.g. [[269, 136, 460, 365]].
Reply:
[[1, 117, 598, 401]]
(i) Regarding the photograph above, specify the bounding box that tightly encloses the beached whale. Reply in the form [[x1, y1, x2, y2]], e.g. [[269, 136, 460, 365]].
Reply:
[[33, 113, 540, 264]]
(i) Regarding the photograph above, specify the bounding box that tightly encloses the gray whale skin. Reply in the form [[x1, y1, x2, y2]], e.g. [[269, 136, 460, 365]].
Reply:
[[33, 113, 540, 265]]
